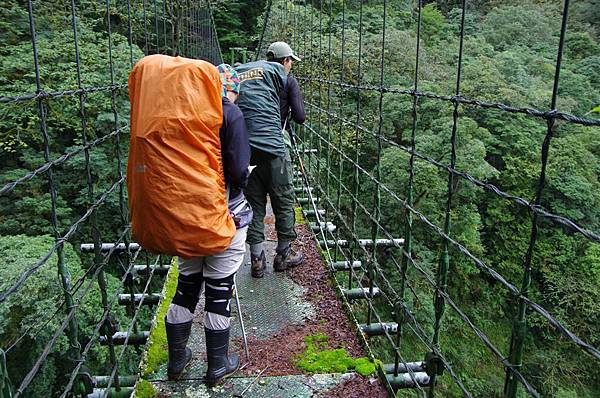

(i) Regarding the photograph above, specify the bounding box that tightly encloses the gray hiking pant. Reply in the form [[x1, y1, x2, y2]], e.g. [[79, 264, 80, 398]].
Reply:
[[166, 226, 247, 330]]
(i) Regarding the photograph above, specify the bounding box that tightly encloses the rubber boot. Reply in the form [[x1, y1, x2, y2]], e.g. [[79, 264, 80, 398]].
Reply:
[[165, 317, 193, 380], [205, 327, 240, 387]]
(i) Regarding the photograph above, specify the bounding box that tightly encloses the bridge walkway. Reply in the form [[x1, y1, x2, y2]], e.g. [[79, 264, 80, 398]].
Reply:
[[140, 202, 388, 398]]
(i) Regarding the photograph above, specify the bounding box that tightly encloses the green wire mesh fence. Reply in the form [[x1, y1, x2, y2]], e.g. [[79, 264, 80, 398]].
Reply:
[[257, 0, 600, 397], [0, 1, 221, 397]]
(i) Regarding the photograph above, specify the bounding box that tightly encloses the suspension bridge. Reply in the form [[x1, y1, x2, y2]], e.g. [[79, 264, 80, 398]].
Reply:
[[0, 0, 599, 397]]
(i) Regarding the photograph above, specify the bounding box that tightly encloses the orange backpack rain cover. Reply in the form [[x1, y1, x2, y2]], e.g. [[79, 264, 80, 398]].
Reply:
[[127, 55, 236, 258]]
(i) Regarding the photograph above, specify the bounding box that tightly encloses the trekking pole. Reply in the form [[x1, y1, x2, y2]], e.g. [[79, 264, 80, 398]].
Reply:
[[233, 275, 250, 362]]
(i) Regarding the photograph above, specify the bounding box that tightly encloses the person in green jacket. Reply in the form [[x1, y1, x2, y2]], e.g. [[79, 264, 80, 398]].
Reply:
[[236, 42, 304, 278]]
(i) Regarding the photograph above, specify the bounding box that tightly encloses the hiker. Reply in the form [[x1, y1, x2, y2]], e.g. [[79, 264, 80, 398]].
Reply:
[[127, 56, 251, 386], [235, 41, 305, 279], [165, 64, 252, 386]]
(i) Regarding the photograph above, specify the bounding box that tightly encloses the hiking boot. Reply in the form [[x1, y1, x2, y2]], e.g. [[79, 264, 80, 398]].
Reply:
[[273, 246, 304, 272], [251, 251, 266, 278], [205, 327, 240, 387], [165, 318, 193, 380]]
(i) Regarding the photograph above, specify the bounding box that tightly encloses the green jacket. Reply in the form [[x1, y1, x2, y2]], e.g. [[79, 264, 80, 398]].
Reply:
[[235, 60, 287, 157]]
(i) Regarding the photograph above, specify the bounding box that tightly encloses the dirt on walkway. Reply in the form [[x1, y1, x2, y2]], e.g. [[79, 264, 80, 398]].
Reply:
[[236, 222, 388, 397]]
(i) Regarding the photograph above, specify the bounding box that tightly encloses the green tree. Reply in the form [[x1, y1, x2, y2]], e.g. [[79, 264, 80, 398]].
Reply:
[[0, 235, 130, 397]]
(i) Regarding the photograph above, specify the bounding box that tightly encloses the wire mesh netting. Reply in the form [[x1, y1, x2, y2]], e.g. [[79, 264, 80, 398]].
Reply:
[[256, 0, 600, 397], [0, 1, 221, 397]]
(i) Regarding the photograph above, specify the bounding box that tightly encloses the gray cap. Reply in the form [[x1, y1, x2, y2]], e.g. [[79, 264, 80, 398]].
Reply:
[[267, 41, 301, 61]]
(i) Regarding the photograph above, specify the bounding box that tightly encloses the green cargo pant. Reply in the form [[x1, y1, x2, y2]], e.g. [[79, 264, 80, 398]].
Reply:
[[245, 154, 296, 245]]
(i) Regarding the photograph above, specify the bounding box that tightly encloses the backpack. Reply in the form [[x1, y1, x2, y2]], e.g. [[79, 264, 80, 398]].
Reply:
[[127, 55, 235, 258]]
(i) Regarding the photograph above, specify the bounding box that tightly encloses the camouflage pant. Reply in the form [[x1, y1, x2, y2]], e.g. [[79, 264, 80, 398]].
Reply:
[[244, 154, 296, 245]]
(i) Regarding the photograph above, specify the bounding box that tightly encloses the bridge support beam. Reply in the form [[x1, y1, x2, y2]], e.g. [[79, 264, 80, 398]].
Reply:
[[295, 186, 314, 194], [360, 322, 398, 336], [133, 264, 170, 276], [386, 372, 430, 389], [94, 375, 138, 388], [99, 331, 149, 346], [80, 243, 140, 254], [311, 222, 336, 233], [319, 238, 404, 249], [319, 239, 347, 249], [343, 287, 381, 300], [383, 362, 425, 374], [118, 293, 161, 306], [331, 261, 362, 271], [305, 209, 326, 218]]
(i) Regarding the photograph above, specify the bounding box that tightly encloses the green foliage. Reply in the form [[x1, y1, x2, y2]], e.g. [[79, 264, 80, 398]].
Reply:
[[421, 4, 446, 42], [0, 168, 73, 236], [0, 4, 139, 158], [295, 206, 306, 225], [353, 357, 380, 377], [480, 5, 557, 52], [296, 334, 380, 376], [140, 260, 179, 378], [212, 0, 268, 59], [0, 234, 129, 397], [0, 0, 142, 240], [134, 379, 157, 398]]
